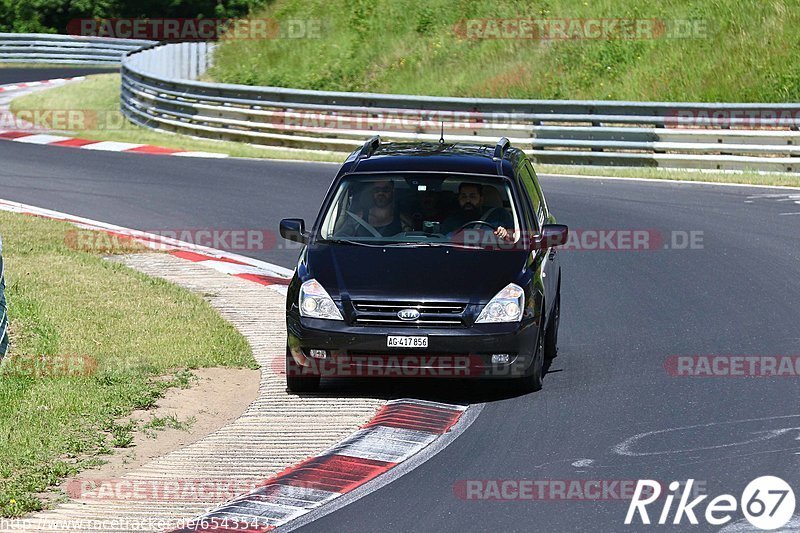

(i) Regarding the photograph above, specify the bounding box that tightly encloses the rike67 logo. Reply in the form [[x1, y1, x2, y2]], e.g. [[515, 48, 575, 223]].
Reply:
[[626, 476, 796, 530]]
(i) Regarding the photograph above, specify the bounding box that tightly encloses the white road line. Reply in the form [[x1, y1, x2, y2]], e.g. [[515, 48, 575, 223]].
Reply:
[[613, 414, 800, 457], [0, 198, 294, 281], [13, 133, 72, 145], [173, 151, 229, 158], [80, 141, 147, 151]]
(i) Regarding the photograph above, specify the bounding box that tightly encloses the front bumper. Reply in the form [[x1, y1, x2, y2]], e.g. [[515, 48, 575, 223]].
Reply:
[[287, 314, 540, 379]]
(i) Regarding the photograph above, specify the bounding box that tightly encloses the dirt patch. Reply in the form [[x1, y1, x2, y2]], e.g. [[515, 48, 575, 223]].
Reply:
[[61, 366, 260, 488]]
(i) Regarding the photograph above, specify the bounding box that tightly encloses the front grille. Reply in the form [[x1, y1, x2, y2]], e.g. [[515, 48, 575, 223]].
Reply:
[[352, 300, 467, 327]]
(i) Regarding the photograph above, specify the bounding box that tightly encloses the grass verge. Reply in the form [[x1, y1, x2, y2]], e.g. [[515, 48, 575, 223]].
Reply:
[[0, 211, 255, 517], [8, 74, 343, 163], [539, 165, 800, 188], [210, 0, 800, 102]]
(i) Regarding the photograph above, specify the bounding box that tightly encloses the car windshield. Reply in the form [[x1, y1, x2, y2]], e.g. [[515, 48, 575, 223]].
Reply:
[[317, 174, 521, 245]]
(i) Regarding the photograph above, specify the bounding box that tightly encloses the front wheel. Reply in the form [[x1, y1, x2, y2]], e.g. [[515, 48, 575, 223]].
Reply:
[[544, 289, 560, 361], [517, 330, 544, 393], [285, 347, 320, 393]]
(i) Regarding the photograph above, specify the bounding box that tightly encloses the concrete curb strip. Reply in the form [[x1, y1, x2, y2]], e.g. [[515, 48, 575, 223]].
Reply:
[[173, 400, 467, 531], [0, 200, 471, 532]]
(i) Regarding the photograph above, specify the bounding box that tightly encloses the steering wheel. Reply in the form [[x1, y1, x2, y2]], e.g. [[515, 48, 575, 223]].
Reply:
[[453, 220, 496, 233]]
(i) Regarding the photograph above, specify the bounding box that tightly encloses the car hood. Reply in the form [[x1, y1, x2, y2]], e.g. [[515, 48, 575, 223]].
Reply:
[[306, 244, 529, 303]]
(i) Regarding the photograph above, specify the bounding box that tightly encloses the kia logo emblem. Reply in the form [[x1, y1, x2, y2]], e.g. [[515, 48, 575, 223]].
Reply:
[[397, 308, 420, 321]]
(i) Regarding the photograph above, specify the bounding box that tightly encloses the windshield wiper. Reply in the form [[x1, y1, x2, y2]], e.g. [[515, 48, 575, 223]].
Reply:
[[428, 241, 480, 249], [382, 241, 442, 247], [321, 238, 480, 249], [320, 238, 388, 247]]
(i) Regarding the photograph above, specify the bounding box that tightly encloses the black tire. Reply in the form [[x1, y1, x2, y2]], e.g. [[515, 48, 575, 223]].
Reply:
[[517, 329, 544, 393], [286, 347, 320, 393], [544, 287, 561, 361]]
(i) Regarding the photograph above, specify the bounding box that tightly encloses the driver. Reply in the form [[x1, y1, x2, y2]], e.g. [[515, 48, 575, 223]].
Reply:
[[442, 183, 513, 240], [341, 180, 412, 237]]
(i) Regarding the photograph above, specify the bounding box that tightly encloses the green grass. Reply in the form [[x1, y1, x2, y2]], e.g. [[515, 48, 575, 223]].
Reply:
[[0, 211, 255, 517], [539, 164, 800, 187], [9, 74, 344, 163], [142, 414, 196, 436], [209, 0, 800, 102]]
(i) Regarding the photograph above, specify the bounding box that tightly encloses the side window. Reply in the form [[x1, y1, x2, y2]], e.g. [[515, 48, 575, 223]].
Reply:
[[529, 163, 549, 218], [514, 168, 538, 233], [518, 161, 544, 228]]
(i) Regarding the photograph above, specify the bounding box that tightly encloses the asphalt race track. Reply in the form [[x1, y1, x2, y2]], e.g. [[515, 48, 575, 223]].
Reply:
[[1, 69, 799, 532], [0, 67, 117, 85]]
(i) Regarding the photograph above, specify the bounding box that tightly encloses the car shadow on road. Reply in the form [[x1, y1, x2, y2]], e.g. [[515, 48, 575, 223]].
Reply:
[[296, 357, 563, 405]]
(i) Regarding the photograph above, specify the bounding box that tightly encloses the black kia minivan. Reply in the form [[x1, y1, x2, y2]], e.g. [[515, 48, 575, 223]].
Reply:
[[280, 137, 567, 393]]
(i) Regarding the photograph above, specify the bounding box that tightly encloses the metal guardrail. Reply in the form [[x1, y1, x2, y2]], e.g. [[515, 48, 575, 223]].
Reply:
[[0, 35, 788, 172], [121, 43, 800, 172], [0, 33, 155, 64]]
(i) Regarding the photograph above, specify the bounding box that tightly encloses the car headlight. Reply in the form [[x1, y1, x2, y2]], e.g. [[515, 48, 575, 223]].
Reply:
[[299, 279, 343, 320], [475, 283, 524, 323]]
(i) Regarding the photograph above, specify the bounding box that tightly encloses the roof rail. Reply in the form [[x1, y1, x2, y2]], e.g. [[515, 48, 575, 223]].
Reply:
[[493, 137, 510, 160], [493, 137, 510, 175], [354, 135, 381, 167]]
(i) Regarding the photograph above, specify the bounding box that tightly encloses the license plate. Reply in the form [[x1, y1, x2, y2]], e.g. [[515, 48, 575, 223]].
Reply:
[[387, 336, 428, 348]]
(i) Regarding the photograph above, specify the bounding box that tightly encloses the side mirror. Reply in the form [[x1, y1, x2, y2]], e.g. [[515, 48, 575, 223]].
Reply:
[[280, 218, 309, 244], [531, 224, 568, 250]]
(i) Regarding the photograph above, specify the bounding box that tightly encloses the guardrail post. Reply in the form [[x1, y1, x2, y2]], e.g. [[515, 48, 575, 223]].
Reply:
[[192, 43, 198, 79], [181, 42, 189, 80], [169, 43, 176, 79], [198, 42, 207, 76]]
